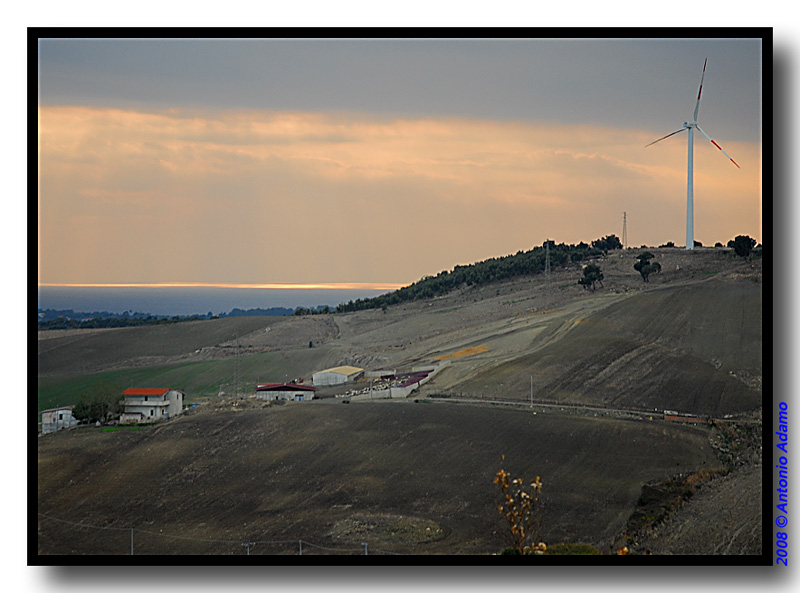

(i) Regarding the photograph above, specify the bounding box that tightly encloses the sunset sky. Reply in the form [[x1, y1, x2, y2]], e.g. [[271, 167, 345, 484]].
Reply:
[[37, 36, 763, 288]]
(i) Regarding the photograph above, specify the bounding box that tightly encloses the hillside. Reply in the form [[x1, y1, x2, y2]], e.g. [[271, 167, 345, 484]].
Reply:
[[37, 398, 721, 555], [36, 247, 763, 555], [38, 248, 762, 414]]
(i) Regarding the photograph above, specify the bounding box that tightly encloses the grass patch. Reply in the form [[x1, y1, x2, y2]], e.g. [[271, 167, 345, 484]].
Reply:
[[100, 425, 150, 432], [37, 348, 323, 415]]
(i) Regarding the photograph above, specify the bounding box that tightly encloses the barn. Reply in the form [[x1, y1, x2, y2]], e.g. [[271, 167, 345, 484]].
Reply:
[[255, 383, 317, 402], [312, 365, 364, 386]]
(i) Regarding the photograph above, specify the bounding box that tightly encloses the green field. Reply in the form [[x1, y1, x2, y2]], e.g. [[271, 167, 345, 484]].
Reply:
[[37, 346, 332, 414]]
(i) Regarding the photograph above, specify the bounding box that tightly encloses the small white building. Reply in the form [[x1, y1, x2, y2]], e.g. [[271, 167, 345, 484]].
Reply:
[[255, 383, 317, 401], [41, 406, 78, 434], [120, 388, 184, 424], [312, 365, 364, 386]]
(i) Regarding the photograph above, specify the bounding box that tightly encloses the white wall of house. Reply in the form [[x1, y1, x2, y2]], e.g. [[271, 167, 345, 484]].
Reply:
[[41, 407, 78, 434], [120, 389, 184, 423], [256, 389, 315, 402]]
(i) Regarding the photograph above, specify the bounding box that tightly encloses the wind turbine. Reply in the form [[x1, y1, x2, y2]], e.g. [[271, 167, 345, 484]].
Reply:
[[646, 59, 740, 250]]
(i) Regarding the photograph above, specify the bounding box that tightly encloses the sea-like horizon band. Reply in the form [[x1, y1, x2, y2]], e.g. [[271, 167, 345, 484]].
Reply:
[[38, 282, 405, 291]]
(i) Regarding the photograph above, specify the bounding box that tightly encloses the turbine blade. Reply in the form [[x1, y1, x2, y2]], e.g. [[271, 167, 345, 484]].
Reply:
[[645, 128, 686, 148], [693, 58, 707, 123], [696, 125, 740, 168]]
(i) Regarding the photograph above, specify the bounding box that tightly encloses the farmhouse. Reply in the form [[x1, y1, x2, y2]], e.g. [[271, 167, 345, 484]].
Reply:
[[312, 365, 364, 386], [120, 388, 184, 424], [255, 383, 317, 401], [41, 406, 78, 434]]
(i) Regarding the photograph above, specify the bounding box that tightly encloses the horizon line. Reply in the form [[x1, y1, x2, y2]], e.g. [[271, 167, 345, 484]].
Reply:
[[38, 282, 406, 291]]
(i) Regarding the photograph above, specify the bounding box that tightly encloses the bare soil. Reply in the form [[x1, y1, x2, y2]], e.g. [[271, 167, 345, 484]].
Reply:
[[37, 398, 720, 555]]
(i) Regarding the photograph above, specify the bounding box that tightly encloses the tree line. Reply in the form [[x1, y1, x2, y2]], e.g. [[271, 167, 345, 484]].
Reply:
[[37, 314, 211, 331], [335, 235, 623, 313]]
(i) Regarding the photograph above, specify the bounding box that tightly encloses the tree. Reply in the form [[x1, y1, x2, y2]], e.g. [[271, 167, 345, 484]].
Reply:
[[728, 235, 757, 259], [73, 381, 123, 423], [634, 252, 661, 283], [591, 234, 623, 254], [578, 264, 604, 291]]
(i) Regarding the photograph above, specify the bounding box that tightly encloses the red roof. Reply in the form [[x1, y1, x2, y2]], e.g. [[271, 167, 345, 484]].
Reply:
[[123, 388, 171, 396], [255, 383, 316, 392]]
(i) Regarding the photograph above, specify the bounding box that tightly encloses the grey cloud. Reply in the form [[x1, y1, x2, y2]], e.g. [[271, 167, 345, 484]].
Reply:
[[38, 37, 762, 143]]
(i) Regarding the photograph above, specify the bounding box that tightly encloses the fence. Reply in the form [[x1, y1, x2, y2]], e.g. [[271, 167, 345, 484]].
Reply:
[[350, 361, 451, 402], [37, 513, 406, 555]]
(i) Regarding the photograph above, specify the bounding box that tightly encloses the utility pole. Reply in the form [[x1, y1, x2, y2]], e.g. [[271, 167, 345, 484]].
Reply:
[[545, 239, 551, 281], [530, 376, 533, 408], [233, 341, 242, 397], [622, 212, 628, 250]]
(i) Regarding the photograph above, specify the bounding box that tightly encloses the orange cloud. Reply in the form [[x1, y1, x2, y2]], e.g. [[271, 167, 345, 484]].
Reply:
[[39, 282, 405, 291], [38, 106, 762, 285]]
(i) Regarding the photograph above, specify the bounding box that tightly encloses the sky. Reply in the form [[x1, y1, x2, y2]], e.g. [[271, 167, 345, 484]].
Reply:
[[37, 35, 764, 288]]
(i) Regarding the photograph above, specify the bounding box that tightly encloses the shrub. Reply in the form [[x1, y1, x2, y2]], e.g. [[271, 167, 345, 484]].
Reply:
[[494, 456, 545, 554]]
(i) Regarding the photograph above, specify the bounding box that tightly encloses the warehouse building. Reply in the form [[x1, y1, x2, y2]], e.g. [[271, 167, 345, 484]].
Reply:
[[312, 365, 364, 386], [255, 383, 317, 401]]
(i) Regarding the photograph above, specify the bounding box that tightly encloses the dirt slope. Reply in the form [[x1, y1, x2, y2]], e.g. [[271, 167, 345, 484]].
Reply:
[[37, 398, 719, 555], [445, 275, 762, 416], [634, 465, 762, 555]]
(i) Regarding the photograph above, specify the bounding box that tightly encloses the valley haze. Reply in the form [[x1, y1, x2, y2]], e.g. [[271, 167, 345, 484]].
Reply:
[[37, 285, 395, 317]]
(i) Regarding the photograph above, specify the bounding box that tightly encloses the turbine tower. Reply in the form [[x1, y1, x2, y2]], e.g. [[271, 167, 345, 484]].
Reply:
[[646, 59, 740, 250]]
